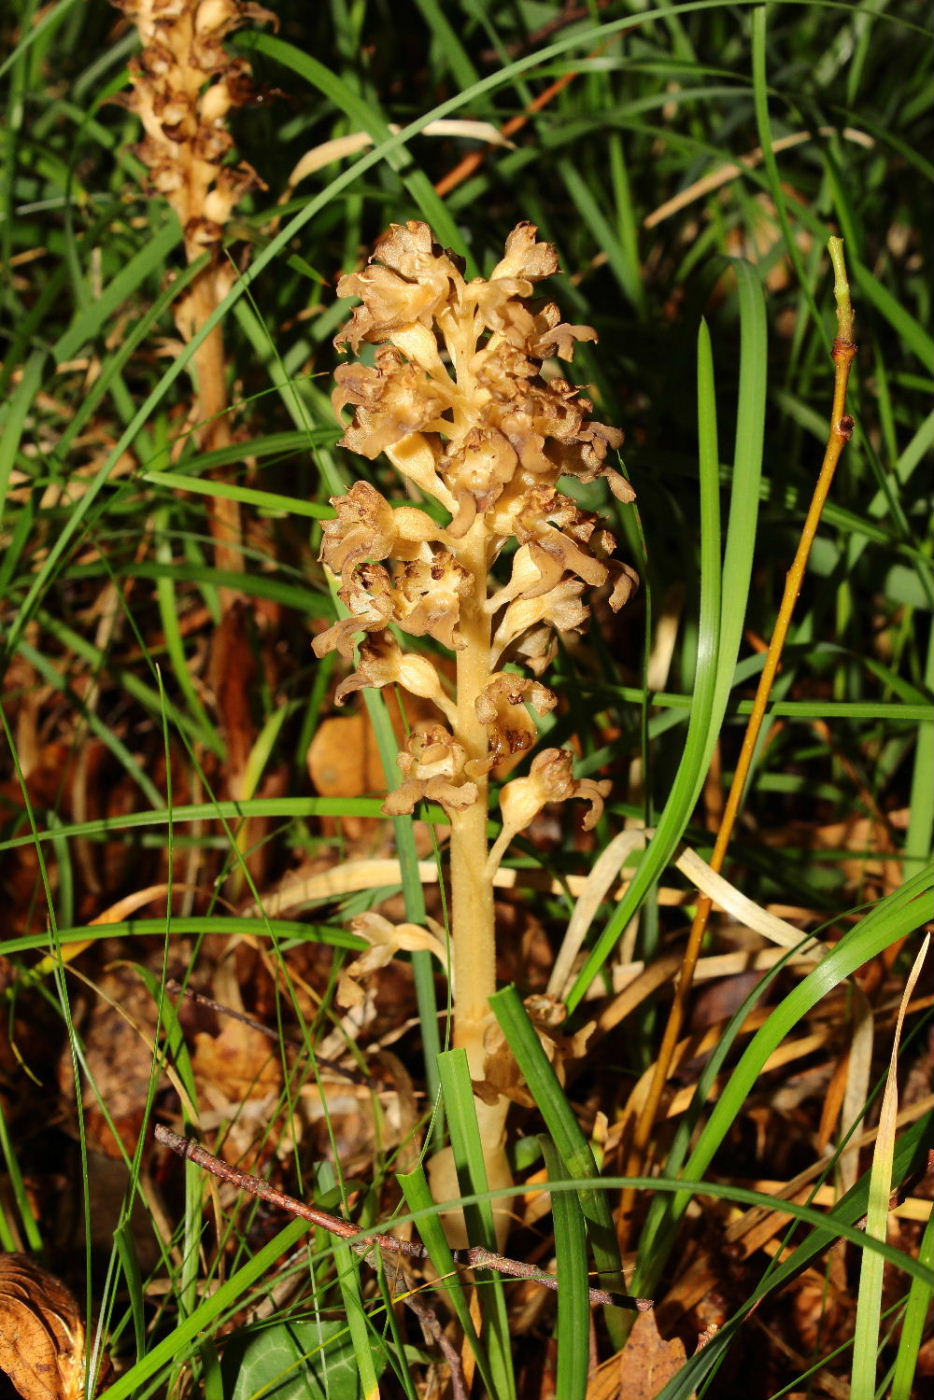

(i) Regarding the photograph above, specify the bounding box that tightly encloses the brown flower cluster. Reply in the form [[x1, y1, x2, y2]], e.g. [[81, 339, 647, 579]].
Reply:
[[113, 0, 273, 270], [317, 220, 638, 842]]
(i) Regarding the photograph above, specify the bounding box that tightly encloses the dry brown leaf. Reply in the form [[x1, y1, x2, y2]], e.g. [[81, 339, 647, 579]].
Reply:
[[192, 1018, 283, 1106], [0, 1253, 84, 1400], [586, 1311, 689, 1400], [58, 965, 163, 1159]]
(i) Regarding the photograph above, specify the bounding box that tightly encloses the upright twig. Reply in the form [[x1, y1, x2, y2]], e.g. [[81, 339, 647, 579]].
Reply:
[[621, 238, 858, 1234]]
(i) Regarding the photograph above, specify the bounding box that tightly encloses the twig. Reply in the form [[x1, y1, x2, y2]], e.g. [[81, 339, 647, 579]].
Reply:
[[434, 70, 579, 197], [164, 980, 369, 1085], [478, 0, 619, 62], [154, 1124, 652, 1310], [620, 237, 859, 1237]]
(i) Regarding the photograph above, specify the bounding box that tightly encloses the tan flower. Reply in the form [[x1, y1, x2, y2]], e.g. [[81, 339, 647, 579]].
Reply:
[[392, 552, 472, 650], [114, 0, 273, 262], [311, 562, 394, 660], [334, 348, 452, 461], [338, 911, 447, 1008], [475, 674, 557, 765], [319, 480, 442, 579], [486, 748, 611, 875], [382, 724, 478, 817], [334, 632, 456, 723]]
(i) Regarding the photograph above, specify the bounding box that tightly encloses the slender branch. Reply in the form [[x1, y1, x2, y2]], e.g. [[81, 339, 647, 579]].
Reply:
[[620, 238, 859, 1236], [164, 980, 368, 1085], [154, 1124, 651, 1311]]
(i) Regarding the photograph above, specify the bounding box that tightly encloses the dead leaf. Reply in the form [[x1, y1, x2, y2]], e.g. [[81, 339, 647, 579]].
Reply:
[[586, 1312, 689, 1400], [0, 1253, 84, 1400], [192, 1018, 282, 1107], [58, 965, 163, 1159]]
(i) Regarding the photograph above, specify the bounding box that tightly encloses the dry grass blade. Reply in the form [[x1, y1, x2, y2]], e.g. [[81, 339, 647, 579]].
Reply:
[[851, 933, 931, 1398]]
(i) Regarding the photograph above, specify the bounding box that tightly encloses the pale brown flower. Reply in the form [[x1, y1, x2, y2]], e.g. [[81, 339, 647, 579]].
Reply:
[[382, 724, 478, 817], [475, 674, 557, 766], [319, 480, 442, 577], [334, 633, 456, 722], [114, 0, 274, 261], [486, 748, 612, 876], [311, 562, 394, 660]]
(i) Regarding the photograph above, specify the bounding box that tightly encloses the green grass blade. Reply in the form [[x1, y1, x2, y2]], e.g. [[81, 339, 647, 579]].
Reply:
[[0, 797, 415, 853], [890, 1202, 934, 1400], [567, 314, 724, 1009], [489, 986, 623, 1291], [540, 1136, 589, 1400], [851, 935, 930, 1399], [52, 218, 182, 363], [631, 864, 934, 1306], [332, 1237, 382, 1400], [0, 348, 45, 533], [437, 1049, 516, 1400], [141, 470, 335, 520], [362, 683, 442, 1105], [96, 1217, 313, 1400], [0, 918, 364, 961], [396, 1164, 497, 1398]]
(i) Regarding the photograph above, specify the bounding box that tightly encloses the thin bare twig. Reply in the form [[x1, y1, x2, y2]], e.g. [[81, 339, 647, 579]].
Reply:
[[154, 1124, 652, 1311], [164, 981, 369, 1085]]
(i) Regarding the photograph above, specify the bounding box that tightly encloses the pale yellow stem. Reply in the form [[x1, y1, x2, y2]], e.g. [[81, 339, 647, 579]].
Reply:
[[449, 515, 496, 1079]]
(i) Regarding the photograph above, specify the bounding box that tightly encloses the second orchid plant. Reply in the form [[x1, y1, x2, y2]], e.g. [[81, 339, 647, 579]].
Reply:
[[315, 221, 638, 1203]]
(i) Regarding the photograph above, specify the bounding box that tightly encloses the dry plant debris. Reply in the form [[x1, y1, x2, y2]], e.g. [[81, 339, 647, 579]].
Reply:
[[0, 1254, 84, 1400]]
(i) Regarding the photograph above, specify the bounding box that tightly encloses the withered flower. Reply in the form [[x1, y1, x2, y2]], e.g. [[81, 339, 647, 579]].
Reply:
[[321, 220, 638, 1179], [382, 724, 479, 817]]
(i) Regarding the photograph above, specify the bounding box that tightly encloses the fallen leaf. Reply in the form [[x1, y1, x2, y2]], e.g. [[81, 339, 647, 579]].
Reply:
[[192, 1018, 282, 1107], [587, 1311, 688, 1400], [0, 1253, 84, 1400]]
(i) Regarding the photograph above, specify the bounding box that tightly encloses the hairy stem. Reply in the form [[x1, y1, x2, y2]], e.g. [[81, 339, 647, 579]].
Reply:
[[450, 516, 496, 1080]]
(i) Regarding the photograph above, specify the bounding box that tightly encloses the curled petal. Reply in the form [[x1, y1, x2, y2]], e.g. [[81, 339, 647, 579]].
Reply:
[[334, 221, 465, 351], [393, 553, 471, 650], [492, 577, 589, 661], [320, 483, 444, 583], [337, 913, 447, 1007], [530, 308, 599, 362], [442, 429, 518, 536], [608, 560, 641, 611], [488, 221, 560, 284], [334, 632, 455, 722], [311, 562, 393, 660], [319, 480, 395, 577], [334, 350, 450, 461]]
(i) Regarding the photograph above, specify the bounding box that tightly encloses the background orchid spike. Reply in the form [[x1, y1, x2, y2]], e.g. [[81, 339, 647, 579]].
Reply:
[[320, 220, 639, 1200], [114, 0, 275, 270]]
